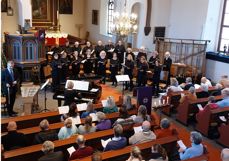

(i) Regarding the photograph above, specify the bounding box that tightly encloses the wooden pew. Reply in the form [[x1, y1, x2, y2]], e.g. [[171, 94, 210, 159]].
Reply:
[[176, 95, 223, 125], [1, 99, 123, 132], [3, 117, 160, 161], [1, 109, 139, 143], [78, 135, 179, 161], [161, 86, 218, 116], [184, 154, 209, 161], [196, 105, 229, 136], [217, 124, 229, 147]]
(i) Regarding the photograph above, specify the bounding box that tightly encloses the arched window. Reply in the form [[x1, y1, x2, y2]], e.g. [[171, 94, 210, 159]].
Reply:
[[25, 42, 35, 60], [107, 0, 114, 35], [12, 41, 21, 60], [218, 0, 229, 51]]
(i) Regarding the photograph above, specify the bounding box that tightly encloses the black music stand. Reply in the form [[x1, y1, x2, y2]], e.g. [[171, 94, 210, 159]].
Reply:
[[40, 79, 50, 112], [116, 75, 130, 96]]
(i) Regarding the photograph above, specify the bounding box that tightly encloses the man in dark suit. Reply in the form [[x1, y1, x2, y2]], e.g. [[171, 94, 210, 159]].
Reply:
[[163, 51, 172, 86], [1, 60, 19, 116], [38, 141, 64, 161]]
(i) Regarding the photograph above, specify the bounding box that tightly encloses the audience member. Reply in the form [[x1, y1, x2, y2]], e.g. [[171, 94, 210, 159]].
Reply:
[[38, 141, 64, 161], [197, 84, 209, 98], [2, 121, 27, 151], [81, 101, 97, 118], [96, 112, 112, 130], [34, 119, 58, 144], [219, 75, 229, 88], [78, 116, 96, 134], [61, 102, 78, 121], [91, 151, 102, 161], [182, 77, 194, 90], [180, 87, 197, 103], [211, 83, 223, 96], [127, 146, 144, 161], [221, 148, 229, 161], [104, 124, 127, 151], [166, 78, 183, 93], [149, 144, 168, 161], [113, 106, 134, 127], [156, 118, 176, 139], [69, 135, 93, 160], [103, 96, 118, 113], [58, 118, 78, 140], [179, 131, 204, 160], [129, 121, 156, 144], [123, 95, 134, 110], [201, 77, 212, 87], [216, 88, 229, 108], [134, 105, 151, 124]]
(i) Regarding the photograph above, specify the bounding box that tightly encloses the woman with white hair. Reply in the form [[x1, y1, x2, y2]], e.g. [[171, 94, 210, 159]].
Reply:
[[166, 78, 183, 93], [103, 96, 118, 113], [58, 118, 78, 140], [38, 141, 64, 161], [179, 131, 205, 160], [133, 105, 151, 124], [216, 88, 229, 108], [123, 95, 134, 110]]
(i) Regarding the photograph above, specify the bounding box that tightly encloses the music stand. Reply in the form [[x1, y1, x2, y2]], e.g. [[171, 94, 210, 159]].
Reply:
[[116, 75, 130, 96], [40, 79, 50, 112]]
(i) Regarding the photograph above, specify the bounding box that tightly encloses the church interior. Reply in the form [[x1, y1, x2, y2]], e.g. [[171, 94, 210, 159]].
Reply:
[[1, 0, 229, 161]]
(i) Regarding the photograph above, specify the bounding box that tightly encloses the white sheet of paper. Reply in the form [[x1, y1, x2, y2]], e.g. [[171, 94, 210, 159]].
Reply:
[[90, 113, 98, 122], [67, 146, 76, 156], [130, 115, 136, 120], [101, 138, 112, 148], [219, 116, 227, 122], [90, 88, 99, 92], [197, 104, 204, 111], [177, 140, 187, 150], [101, 100, 108, 107], [194, 84, 201, 89], [81, 59, 86, 63], [77, 103, 87, 111], [70, 116, 81, 125], [116, 75, 130, 82], [58, 106, 69, 114], [134, 126, 143, 133], [47, 51, 54, 55], [65, 80, 89, 91]]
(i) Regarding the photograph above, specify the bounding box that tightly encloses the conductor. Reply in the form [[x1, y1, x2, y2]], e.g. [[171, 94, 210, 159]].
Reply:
[[2, 61, 19, 117]]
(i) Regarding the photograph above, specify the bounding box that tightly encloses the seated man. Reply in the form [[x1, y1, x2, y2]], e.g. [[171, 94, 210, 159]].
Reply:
[[201, 77, 212, 87], [182, 77, 194, 90], [179, 131, 204, 160], [156, 118, 177, 139], [2, 121, 27, 151], [221, 148, 229, 161], [129, 121, 156, 145], [69, 135, 93, 160], [216, 88, 229, 108], [104, 124, 127, 151], [38, 141, 64, 161], [34, 119, 58, 144], [58, 118, 78, 140]]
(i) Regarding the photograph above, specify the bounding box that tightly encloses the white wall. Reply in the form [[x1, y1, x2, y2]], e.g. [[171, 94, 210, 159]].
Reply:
[[168, 0, 209, 39]]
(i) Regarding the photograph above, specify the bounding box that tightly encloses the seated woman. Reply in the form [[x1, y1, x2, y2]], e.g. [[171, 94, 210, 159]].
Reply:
[[78, 116, 96, 134], [64, 81, 81, 106], [81, 102, 97, 118], [156, 118, 177, 139], [133, 105, 151, 124], [103, 96, 118, 114], [179, 131, 205, 160], [166, 78, 183, 94], [96, 112, 112, 131], [58, 118, 78, 140], [127, 146, 144, 161], [179, 87, 197, 103], [149, 144, 168, 161], [216, 88, 229, 108], [61, 102, 78, 121], [113, 106, 134, 127], [123, 95, 135, 110]]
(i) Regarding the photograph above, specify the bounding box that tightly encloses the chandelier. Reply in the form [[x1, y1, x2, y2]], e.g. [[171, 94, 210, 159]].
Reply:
[[111, 1, 138, 36]]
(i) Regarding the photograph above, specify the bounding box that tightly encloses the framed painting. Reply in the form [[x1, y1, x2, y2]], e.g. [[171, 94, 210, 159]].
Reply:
[[32, 0, 58, 28], [92, 10, 99, 25], [1, 0, 7, 12], [59, 0, 73, 14]]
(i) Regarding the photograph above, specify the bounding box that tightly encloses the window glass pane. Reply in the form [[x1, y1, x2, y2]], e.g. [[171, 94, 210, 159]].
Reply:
[[226, 1, 229, 13], [222, 27, 229, 39], [224, 13, 229, 25], [219, 39, 229, 51]]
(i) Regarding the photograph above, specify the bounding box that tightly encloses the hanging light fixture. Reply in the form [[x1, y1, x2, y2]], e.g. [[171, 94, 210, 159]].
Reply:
[[111, 0, 138, 37]]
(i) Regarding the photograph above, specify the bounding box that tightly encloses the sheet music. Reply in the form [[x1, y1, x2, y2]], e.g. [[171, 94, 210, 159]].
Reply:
[[101, 100, 108, 107], [90, 113, 98, 122], [101, 138, 112, 148], [70, 116, 81, 125], [58, 106, 69, 114], [90, 88, 99, 92], [67, 146, 76, 156], [21, 86, 40, 97], [194, 84, 201, 89], [219, 116, 227, 122], [134, 126, 143, 133], [177, 140, 187, 150], [47, 51, 54, 55], [65, 80, 89, 91], [77, 103, 87, 111], [197, 104, 204, 111], [116, 75, 130, 82]]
